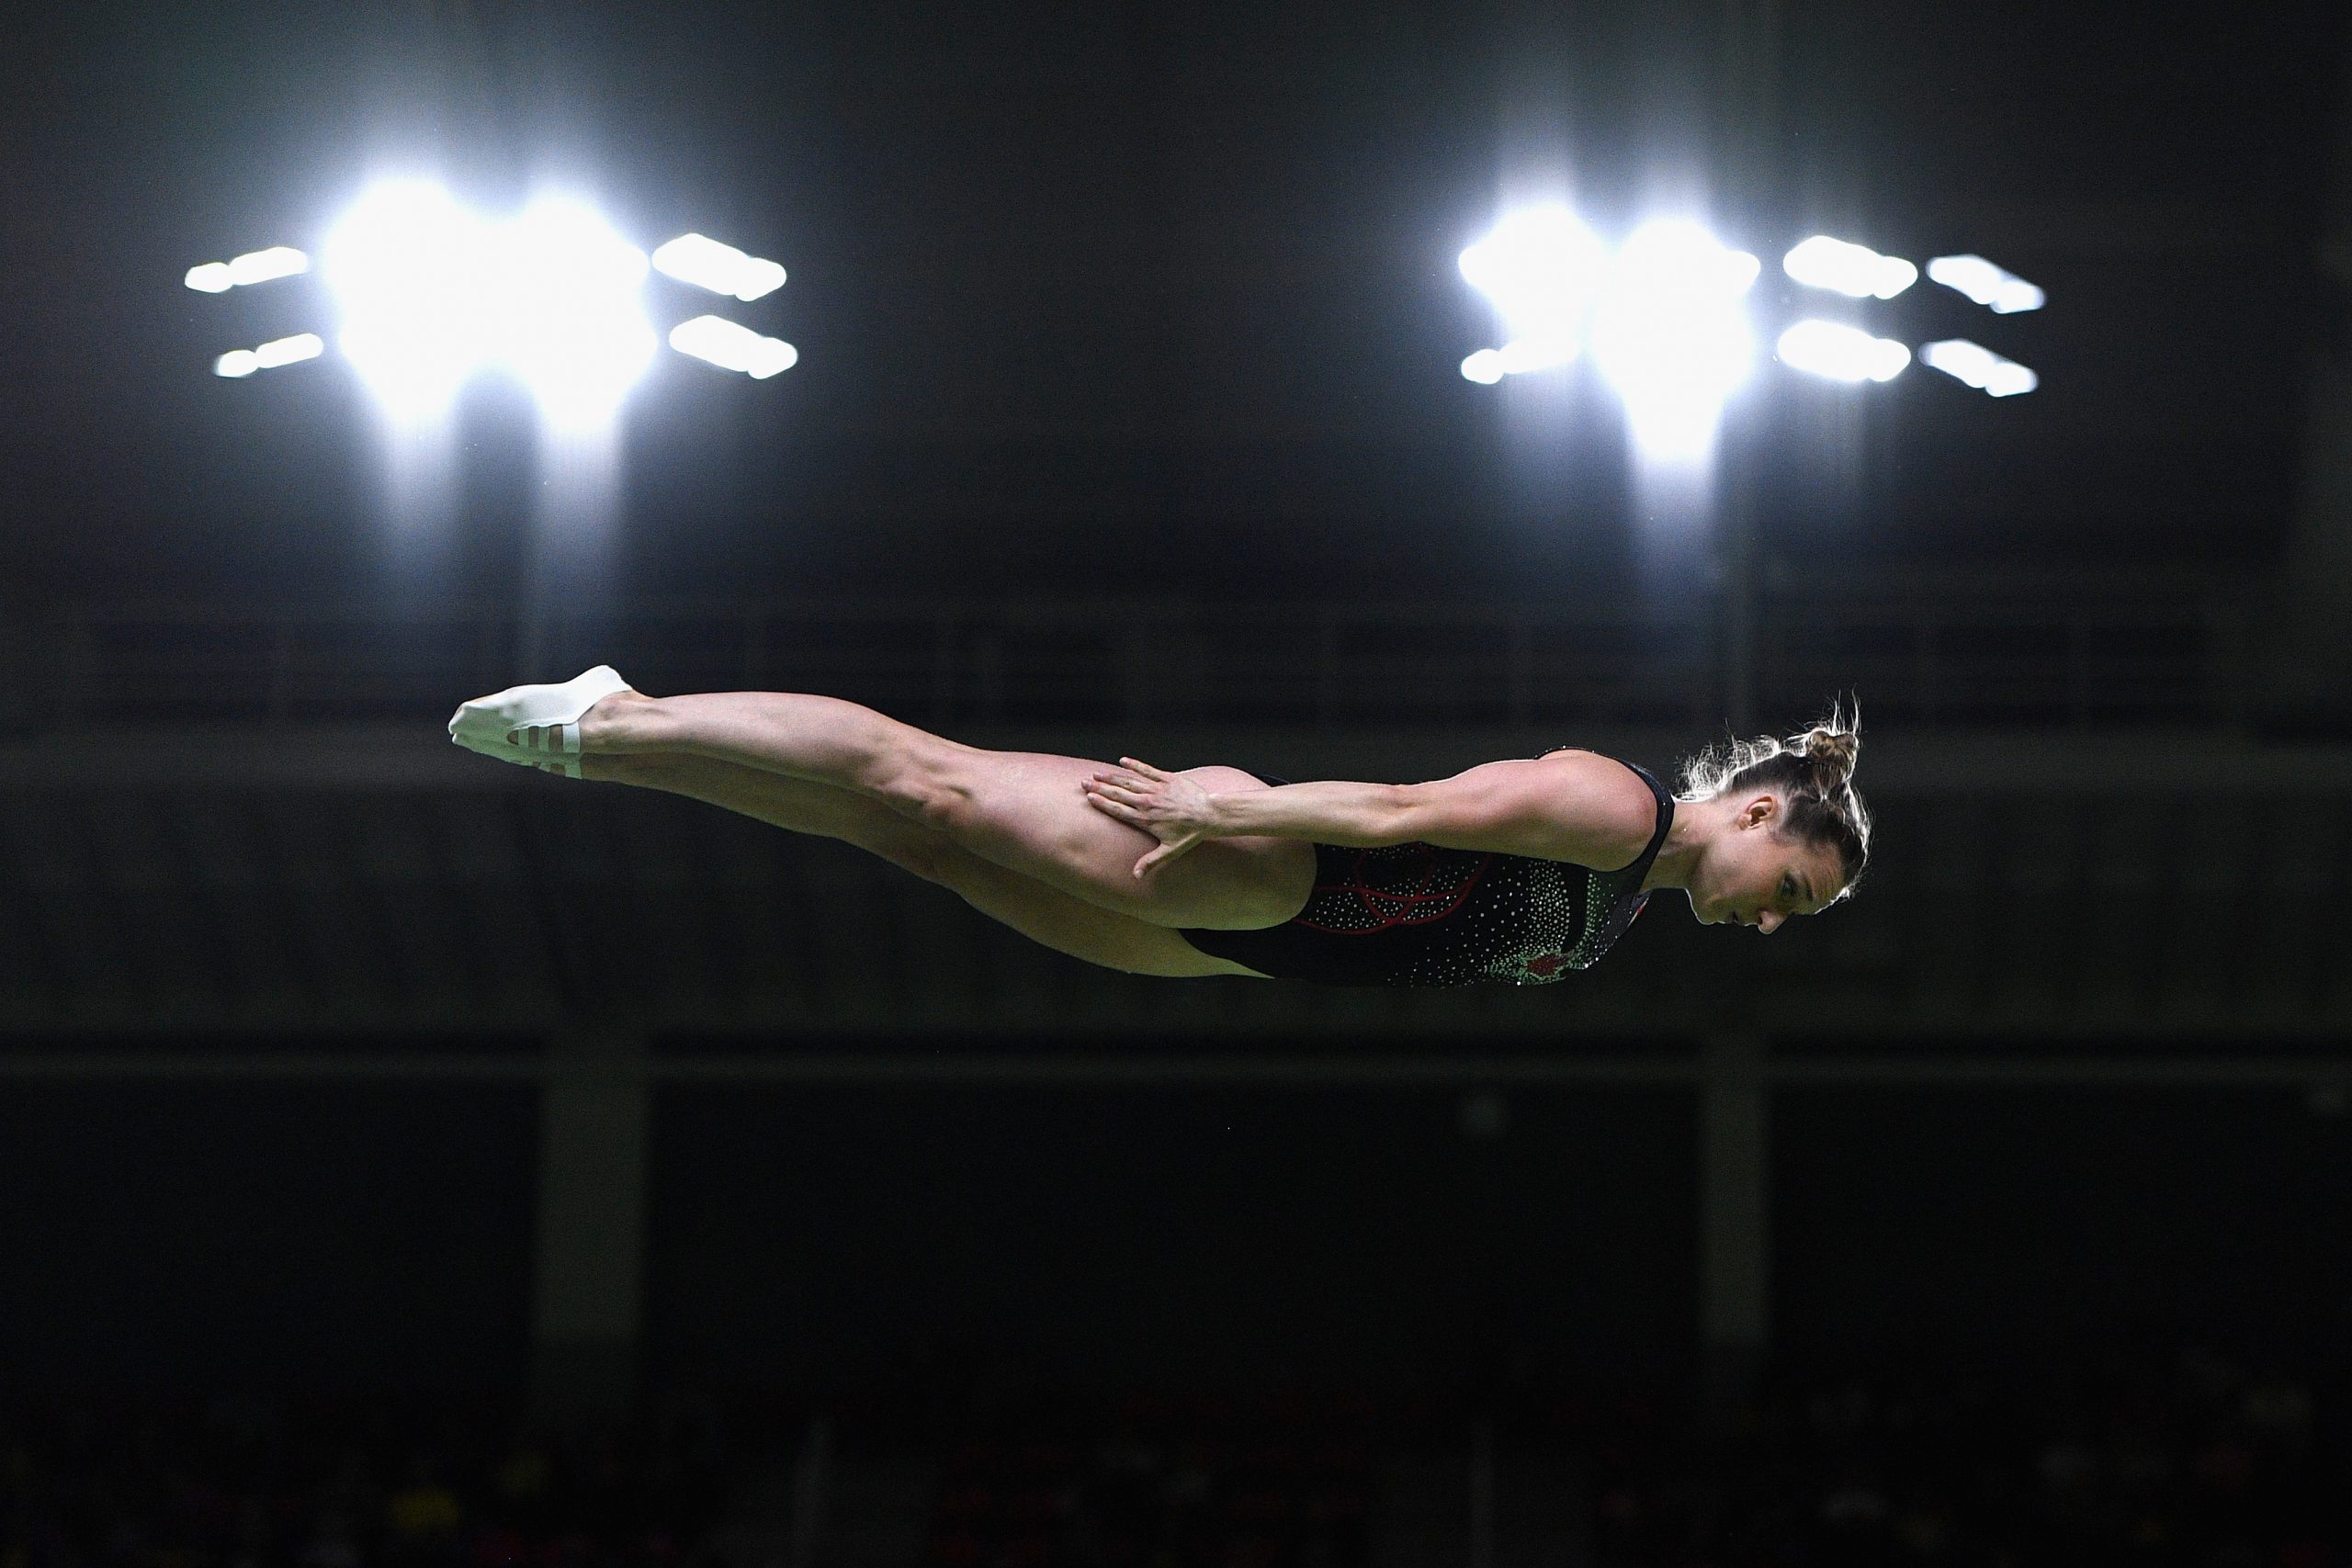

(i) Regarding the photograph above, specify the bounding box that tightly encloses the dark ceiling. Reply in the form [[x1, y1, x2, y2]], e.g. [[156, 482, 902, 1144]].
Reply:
[[0, 0, 2342, 607]]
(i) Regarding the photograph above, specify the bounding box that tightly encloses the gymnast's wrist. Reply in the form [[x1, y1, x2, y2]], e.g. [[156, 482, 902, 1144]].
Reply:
[[1201, 792, 1246, 838], [1211, 786, 1312, 840]]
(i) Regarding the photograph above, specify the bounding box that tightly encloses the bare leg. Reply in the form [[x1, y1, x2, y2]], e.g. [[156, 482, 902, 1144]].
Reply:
[[578, 751, 1266, 977], [578, 690, 1314, 931]]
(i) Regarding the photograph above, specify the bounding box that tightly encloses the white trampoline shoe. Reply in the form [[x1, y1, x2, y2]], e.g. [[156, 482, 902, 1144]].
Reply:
[[451, 731, 584, 778], [448, 664, 633, 779]]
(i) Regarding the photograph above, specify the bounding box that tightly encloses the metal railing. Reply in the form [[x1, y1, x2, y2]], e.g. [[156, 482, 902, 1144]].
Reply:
[[17, 568, 2262, 732]]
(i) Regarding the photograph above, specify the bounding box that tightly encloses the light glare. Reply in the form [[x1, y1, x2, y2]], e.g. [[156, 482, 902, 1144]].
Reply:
[[1457, 337, 1581, 383], [253, 332, 326, 369], [1920, 338, 2038, 396], [1782, 235, 1917, 299], [186, 247, 311, 292], [651, 233, 787, 301], [1589, 220, 1758, 462], [669, 315, 797, 378], [322, 180, 656, 427], [213, 333, 326, 378], [1775, 320, 1910, 382], [323, 181, 485, 422], [1927, 254, 2044, 313], [1498, 338, 1577, 375], [1457, 207, 1610, 354], [226, 245, 311, 287], [498, 198, 657, 431]]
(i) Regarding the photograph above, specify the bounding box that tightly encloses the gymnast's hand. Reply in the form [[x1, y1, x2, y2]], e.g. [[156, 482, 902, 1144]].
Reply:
[[1081, 758, 1223, 878]]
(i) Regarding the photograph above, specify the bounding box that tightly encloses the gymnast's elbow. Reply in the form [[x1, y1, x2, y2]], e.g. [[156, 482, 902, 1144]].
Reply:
[[1354, 781, 1424, 847], [1362, 780, 1435, 847]]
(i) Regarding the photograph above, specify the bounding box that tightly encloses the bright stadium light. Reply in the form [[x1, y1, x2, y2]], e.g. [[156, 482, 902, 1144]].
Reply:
[[1459, 336, 1587, 383], [212, 333, 326, 378], [1920, 338, 2038, 396], [1781, 235, 1917, 299], [1776, 320, 1910, 383], [1589, 220, 1760, 462], [253, 331, 325, 368], [185, 245, 310, 292], [227, 245, 311, 287], [321, 180, 656, 427], [1457, 212, 1759, 456], [1927, 254, 2044, 313], [651, 233, 787, 302], [322, 180, 492, 422], [669, 314, 797, 378], [496, 197, 658, 431], [1497, 338, 1578, 376], [1457, 206, 1610, 366]]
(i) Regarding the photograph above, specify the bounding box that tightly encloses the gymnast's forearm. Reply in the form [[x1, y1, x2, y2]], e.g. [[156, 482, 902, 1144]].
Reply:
[[1208, 779, 1411, 848]]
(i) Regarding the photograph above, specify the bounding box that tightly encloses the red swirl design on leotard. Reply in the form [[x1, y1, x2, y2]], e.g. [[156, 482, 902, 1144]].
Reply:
[[1294, 846, 1493, 934]]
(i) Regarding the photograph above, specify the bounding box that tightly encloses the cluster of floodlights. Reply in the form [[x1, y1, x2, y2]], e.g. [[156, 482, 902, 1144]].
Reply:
[[1457, 208, 2041, 442], [186, 180, 796, 428]]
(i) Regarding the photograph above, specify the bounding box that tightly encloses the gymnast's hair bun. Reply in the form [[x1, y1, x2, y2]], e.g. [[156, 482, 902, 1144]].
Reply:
[[1798, 726, 1860, 790]]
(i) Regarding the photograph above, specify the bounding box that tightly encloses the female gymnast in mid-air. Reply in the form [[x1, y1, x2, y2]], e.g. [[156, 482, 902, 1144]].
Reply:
[[449, 666, 1870, 986]]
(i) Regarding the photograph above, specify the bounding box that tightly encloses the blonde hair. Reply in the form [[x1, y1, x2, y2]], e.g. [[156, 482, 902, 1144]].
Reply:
[[1676, 698, 1871, 899]]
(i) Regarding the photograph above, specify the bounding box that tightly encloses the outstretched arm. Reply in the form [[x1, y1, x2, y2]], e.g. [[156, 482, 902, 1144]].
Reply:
[[1081, 762, 1407, 876], [1082, 750, 1655, 878], [1182, 775, 1410, 847]]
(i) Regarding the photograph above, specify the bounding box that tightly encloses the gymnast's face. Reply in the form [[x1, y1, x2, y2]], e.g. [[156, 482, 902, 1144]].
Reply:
[[1692, 792, 1843, 934]]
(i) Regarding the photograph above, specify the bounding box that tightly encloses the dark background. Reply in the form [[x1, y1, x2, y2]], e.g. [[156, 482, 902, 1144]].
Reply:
[[8, 1082, 2351, 1398]]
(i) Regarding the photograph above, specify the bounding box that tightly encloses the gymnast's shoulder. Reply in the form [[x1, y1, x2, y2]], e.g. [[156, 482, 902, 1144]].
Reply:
[[1391, 748, 1658, 869]]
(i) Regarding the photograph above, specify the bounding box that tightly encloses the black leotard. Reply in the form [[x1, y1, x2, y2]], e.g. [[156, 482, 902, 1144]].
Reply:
[[1176, 756, 1674, 987]]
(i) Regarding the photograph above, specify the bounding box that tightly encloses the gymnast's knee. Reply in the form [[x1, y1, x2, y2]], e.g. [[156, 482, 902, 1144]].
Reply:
[[899, 772, 977, 838]]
